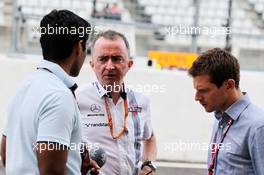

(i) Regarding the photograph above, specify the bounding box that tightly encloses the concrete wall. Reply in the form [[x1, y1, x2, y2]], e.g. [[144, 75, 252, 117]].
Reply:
[[1, 54, 264, 163]]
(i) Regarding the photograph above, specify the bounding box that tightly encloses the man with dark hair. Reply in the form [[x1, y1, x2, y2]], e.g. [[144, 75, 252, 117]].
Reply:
[[39, 9, 90, 76], [1, 10, 93, 175], [188, 48, 264, 175], [76, 30, 157, 175]]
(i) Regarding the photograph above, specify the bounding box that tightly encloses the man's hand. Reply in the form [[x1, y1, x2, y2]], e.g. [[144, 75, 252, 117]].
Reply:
[[81, 158, 100, 175], [81, 148, 100, 175], [139, 166, 155, 175]]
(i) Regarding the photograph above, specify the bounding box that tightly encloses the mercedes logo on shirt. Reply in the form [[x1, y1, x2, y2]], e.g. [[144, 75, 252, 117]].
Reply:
[[90, 104, 101, 113]]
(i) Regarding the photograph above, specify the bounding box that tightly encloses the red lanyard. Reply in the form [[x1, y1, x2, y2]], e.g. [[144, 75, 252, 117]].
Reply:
[[104, 96, 128, 139], [208, 119, 234, 175]]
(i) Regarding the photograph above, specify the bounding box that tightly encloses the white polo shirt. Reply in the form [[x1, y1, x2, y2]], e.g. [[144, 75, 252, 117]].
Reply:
[[4, 60, 82, 175], [76, 81, 153, 175]]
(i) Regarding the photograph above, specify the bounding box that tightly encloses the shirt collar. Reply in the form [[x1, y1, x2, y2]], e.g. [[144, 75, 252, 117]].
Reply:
[[37, 59, 77, 90], [92, 80, 127, 99], [214, 92, 251, 121]]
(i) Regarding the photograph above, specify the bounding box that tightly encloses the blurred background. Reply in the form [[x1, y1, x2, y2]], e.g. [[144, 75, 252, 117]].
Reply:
[[1, 0, 264, 174]]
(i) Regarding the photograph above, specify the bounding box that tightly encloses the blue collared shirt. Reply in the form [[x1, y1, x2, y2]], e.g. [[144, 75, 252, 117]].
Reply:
[[4, 60, 82, 175], [208, 93, 264, 175]]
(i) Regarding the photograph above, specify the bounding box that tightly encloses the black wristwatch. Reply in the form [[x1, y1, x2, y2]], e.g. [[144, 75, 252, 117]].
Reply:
[[141, 161, 157, 171]]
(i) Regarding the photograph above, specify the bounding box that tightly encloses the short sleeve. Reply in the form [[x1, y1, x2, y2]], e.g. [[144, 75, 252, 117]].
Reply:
[[2, 125, 7, 137], [37, 91, 77, 147], [3, 110, 8, 136], [2, 98, 15, 137]]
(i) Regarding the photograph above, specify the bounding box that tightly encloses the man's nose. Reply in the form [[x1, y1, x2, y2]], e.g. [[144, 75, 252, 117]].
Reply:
[[105, 58, 115, 70], [195, 92, 201, 101]]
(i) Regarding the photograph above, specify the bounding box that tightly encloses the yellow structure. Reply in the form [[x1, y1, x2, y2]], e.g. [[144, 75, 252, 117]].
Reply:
[[148, 50, 198, 69]]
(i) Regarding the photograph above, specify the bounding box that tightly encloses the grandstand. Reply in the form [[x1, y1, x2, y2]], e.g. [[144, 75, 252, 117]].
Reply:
[[1, 0, 264, 174], [1, 0, 264, 70], [0, 0, 4, 25]]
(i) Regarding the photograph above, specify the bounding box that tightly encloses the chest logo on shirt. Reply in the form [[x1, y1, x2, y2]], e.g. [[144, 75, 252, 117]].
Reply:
[[90, 104, 101, 113], [128, 106, 142, 113]]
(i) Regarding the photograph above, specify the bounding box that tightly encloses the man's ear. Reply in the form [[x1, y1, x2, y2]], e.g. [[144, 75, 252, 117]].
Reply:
[[226, 79, 235, 89], [90, 59, 94, 69], [76, 40, 84, 56], [128, 59, 133, 69]]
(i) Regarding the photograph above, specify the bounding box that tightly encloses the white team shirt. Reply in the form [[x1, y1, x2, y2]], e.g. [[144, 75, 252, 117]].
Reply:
[[76, 80, 153, 175]]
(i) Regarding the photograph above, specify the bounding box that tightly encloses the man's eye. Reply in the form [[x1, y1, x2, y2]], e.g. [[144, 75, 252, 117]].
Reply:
[[112, 56, 123, 63], [198, 89, 208, 94], [98, 57, 108, 63]]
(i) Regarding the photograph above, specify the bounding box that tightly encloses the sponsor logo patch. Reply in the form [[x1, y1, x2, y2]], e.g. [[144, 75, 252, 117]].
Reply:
[[90, 104, 101, 113], [128, 106, 142, 113]]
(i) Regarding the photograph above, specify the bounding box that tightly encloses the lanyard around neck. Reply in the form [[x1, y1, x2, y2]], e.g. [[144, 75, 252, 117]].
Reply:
[[104, 96, 129, 139], [208, 118, 234, 175]]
